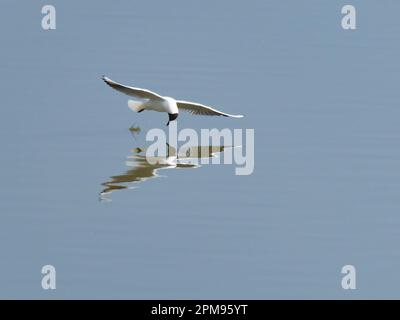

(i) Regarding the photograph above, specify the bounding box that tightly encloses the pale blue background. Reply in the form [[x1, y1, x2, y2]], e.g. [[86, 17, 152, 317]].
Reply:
[[1, 0, 400, 299]]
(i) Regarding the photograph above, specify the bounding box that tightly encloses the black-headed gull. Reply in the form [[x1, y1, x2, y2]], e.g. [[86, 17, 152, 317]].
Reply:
[[102, 76, 244, 125]]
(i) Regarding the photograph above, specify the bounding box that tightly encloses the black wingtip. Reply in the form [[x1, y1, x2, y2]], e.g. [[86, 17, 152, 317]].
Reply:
[[102, 76, 111, 86]]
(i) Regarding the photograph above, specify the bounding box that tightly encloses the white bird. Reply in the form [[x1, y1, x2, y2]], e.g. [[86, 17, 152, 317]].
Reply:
[[102, 76, 244, 125]]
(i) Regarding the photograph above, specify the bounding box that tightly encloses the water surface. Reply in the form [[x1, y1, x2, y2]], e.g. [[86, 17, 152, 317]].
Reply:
[[1, 1, 400, 299]]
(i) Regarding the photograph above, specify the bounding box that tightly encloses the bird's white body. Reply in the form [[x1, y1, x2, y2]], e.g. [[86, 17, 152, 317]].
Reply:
[[129, 96, 178, 114], [102, 76, 243, 125]]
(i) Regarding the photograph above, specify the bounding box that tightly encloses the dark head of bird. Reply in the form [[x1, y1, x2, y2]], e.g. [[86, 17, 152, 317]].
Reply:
[[167, 113, 179, 126]]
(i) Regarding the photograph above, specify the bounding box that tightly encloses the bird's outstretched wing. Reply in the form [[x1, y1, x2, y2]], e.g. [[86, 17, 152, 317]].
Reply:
[[102, 76, 164, 101], [176, 100, 244, 118]]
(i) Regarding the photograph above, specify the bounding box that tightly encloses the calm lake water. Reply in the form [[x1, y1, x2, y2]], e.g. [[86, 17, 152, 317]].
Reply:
[[1, 0, 400, 299]]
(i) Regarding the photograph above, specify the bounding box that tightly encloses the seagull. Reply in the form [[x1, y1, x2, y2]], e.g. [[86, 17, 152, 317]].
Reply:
[[102, 76, 244, 125]]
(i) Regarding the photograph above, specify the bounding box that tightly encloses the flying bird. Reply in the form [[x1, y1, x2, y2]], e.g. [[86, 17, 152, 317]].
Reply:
[[102, 76, 244, 125]]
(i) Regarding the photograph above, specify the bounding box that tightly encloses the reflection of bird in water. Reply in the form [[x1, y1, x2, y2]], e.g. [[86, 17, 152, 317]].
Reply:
[[100, 145, 227, 200], [102, 76, 243, 126], [100, 155, 178, 196]]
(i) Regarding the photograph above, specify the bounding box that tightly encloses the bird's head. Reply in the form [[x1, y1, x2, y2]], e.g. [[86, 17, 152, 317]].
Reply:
[[167, 112, 179, 126]]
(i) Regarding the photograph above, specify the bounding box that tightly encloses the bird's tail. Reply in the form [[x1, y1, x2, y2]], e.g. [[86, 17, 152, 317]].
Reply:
[[128, 100, 144, 113]]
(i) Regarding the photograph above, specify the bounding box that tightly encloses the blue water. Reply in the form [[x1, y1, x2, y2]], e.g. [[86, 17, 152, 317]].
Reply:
[[1, 0, 400, 299]]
